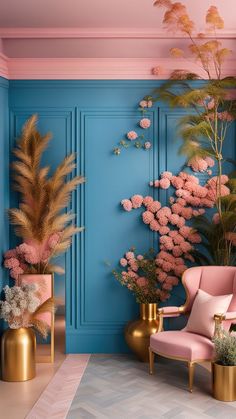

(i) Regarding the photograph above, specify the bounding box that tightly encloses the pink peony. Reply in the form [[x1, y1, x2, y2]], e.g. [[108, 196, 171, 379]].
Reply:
[[159, 178, 171, 189], [143, 196, 153, 206], [150, 220, 160, 231], [121, 199, 133, 212], [120, 258, 128, 267], [144, 141, 152, 149], [142, 210, 154, 224], [131, 194, 143, 209], [161, 171, 172, 180], [4, 257, 20, 269], [139, 118, 151, 129], [147, 200, 161, 213], [127, 131, 138, 141]]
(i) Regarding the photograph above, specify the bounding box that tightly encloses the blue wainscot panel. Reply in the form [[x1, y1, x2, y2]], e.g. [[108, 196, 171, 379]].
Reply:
[[8, 80, 235, 353]]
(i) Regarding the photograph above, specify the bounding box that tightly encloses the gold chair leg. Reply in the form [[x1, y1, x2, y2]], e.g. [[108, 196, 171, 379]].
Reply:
[[149, 347, 155, 375], [188, 361, 195, 393]]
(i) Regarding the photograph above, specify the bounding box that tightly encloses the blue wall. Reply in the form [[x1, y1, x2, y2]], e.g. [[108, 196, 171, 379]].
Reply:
[[0, 77, 9, 295], [8, 80, 236, 353]]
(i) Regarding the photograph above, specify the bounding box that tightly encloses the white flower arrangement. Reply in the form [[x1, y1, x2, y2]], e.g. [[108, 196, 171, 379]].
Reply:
[[0, 284, 41, 329]]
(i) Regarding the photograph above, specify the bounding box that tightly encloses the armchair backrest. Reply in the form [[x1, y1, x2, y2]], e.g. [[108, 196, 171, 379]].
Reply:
[[183, 266, 236, 315]]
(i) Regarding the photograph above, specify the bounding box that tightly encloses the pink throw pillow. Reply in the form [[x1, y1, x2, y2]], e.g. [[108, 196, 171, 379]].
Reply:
[[186, 289, 233, 338]]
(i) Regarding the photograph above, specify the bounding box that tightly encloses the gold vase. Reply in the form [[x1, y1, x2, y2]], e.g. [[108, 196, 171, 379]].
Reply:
[[1, 327, 36, 382], [212, 362, 236, 401], [125, 303, 159, 362]]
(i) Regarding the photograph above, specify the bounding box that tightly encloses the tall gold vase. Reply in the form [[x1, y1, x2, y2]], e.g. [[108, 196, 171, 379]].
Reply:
[[1, 327, 36, 381], [212, 362, 236, 401], [125, 303, 159, 362]]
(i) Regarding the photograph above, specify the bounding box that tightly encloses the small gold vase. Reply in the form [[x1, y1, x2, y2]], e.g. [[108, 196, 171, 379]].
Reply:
[[125, 303, 159, 362], [212, 362, 236, 401], [1, 327, 36, 382]]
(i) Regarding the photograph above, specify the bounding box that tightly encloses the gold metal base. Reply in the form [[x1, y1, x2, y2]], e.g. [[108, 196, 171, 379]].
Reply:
[[212, 362, 236, 401], [125, 304, 159, 362], [1, 328, 36, 382]]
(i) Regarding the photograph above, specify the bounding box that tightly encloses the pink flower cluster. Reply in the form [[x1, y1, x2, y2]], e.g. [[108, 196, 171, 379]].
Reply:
[[139, 100, 153, 108], [187, 156, 215, 172], [127, 131, 138, 141], [119, 250, 179, 302], [139, 118, 151, 129], [4, 233, 61, 280]]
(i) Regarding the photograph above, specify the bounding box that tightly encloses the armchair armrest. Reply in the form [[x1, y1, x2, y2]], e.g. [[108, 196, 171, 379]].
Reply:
[[213, 312, 236, 338], [157, 305, 186, 332], [158, 306, 185, 318]]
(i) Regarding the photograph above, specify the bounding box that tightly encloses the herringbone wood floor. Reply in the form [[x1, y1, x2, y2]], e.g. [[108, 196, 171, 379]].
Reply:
[[67, 355, 236, 419]]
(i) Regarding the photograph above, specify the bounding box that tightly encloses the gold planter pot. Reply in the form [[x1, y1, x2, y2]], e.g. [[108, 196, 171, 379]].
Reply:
[[1, 327, 36, 382], [125, 303, 159, 362], [212, 362, 236, 401]]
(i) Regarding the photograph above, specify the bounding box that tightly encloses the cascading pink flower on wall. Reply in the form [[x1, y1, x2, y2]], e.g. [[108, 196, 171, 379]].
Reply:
[[139, 118, 151, 129], [159, 178, 171, 189], [187, 157, 208, 172], [147, 200, 161, 213], [4, 257, 20, 269], [143, 196, 153, 206], [142, 210, 154, 224], [131, 194, 143, 208], [127, 131, 138, 141], [121, 199, 133, 212], [150, 220, 160, 231]]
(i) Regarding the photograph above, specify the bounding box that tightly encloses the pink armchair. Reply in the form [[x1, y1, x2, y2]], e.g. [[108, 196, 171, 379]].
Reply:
[[149, 266, 236, 392]]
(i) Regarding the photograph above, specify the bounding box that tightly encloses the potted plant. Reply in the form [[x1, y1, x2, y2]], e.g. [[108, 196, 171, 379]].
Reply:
[[212, 331, 236, 401], [113, 249, 180, 361], [0, 283, 55, 382]]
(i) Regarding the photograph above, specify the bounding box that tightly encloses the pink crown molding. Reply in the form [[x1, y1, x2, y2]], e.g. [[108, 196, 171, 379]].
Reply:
[[0, 27, 235, 39], [1, 57, 235, 80]]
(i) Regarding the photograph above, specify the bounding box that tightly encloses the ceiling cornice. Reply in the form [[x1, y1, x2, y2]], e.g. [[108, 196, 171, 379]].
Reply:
[[0, 57, 234, 80], [0, 27, 235, 39]]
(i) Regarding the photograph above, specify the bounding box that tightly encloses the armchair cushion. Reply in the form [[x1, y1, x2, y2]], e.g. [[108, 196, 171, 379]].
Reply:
[[185, 289, 233, 338], [150, 331, 214, 361]]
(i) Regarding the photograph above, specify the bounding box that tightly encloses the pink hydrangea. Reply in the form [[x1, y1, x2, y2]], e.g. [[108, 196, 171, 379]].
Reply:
[[160, 236, 174, 250], [181, 207, 193, 220], [166, 276, 179, 286], [171, 176, 184, 189], [142, 210, 154, 224], [174, 264, 187, 276], [158, 271, 168, 282], [179, 226, 192, 238], [139, 118, 151, 129], [143, 196, 153, 206], [169, 214, 180, 225], [121, 199, 133, 212], [158, 215, 169, 226], [144, 141, 152, 149], [187, 156, 208, 172], [126, 251, 135, 260], [10, 266, 24, 280], [147, 200, 161, 213], [205, 156, 215, 167], [150, 220, 160, 231], [4, 257, 20, 269], [48, 233, 61, 249], [188, 233, 201, 243], [200, 198, 214, 208], [157, 207, 171, 218], [207, 184, 230, 201], [176, 198, 187, 207], [24, 249, 40, 264], [173, 234, 185, 245], [207, 175, 229, 186], [171, 203, 182, 215], [131, 194, 143, 209], [159, 178, 171, 189], [176, 216, 186, 228], [120, 258, 128, 267], [4, 249, 17, 259], [161, 171, 172, 180], [162, 261, 173, 272], [172, 246, 183, 257], [179, 241, 192, 253], [127, 131, 138, 141], [159, 226, 170, 235], [175, 189, 191, 198]]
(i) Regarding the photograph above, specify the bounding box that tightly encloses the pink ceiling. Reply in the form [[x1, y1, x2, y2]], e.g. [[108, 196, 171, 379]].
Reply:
[[0, 0, 235, 29], [0, 0, 235, 60]]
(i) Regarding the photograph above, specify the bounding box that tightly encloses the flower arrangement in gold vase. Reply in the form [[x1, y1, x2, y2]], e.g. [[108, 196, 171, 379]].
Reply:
[[4, 114, 85, 280], [0, 282, 55, 381]]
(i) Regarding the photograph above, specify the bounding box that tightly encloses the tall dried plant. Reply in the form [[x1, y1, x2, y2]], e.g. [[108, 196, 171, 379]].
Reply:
[[145, 1, 236, 265], [9, 114, 85, 275]]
